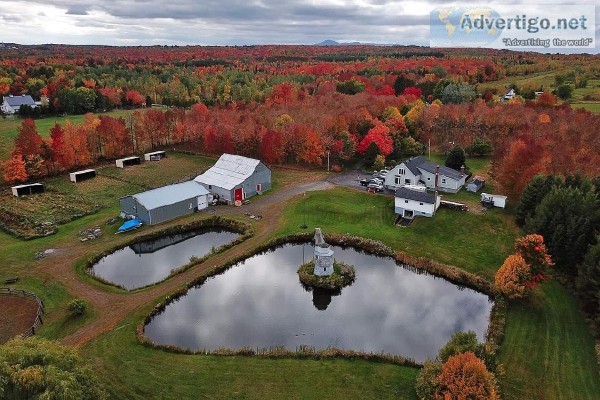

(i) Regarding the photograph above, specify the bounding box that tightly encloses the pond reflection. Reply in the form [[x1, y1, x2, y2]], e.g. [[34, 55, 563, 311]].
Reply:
[[144, 243, 492, 361], [90, 229, 239, 290]]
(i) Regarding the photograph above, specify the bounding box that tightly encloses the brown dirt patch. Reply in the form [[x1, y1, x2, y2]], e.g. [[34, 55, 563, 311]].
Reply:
[[0, 294, 40, 343]]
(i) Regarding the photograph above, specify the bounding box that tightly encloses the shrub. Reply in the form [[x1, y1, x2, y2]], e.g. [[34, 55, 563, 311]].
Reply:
[[438, 331, 483, 363], [331, 164, 342, 173], [415, 360, 442, 400], [372, 154, 386, 170], [435, 352, 499, 400], [495, 254, 532, 299], [0, 337, 107, 399], [68, 299, 88, 316]]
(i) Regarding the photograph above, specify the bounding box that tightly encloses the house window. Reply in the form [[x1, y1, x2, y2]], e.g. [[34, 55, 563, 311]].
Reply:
[[399, 168, 406, 175], [208, 185, 212, 189], [395, 177, 401, 185], [189, 202, 193, 209], [405, 200, 409, 203], [441, 178, 446, 184], [405, 179, 411, 184], [427, 177, 431, 181], [419, 202, 423, 205]]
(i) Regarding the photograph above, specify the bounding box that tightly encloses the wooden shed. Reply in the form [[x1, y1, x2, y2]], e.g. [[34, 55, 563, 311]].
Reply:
[[11, 183, 44, 197], [115, 156, 141, 168], [144, 151, 166, 161], [467, 176, 485, 193], [69, 169, 96, 183]]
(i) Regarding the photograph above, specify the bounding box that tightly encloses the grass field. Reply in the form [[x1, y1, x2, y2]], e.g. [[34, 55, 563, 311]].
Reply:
[[0, 152, 598, 399], [0, 109, 134, 160]]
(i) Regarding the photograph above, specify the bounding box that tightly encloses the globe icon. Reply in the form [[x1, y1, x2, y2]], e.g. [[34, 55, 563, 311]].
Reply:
[[430, 7, 503, 47]]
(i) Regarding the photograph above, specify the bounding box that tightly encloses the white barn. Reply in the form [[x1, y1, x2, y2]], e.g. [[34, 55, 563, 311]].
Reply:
[[384, 156, 466, 193], [394, 187, 440, 218], [194, 154, 271, 203]]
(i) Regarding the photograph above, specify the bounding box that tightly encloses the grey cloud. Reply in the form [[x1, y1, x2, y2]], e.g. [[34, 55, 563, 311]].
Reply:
[[66, 5, 90, 15]]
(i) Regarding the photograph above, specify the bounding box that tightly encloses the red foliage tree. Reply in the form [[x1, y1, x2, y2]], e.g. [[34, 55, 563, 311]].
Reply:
[[403, 87, 422, 98], [357, 123, 393, 156], [13, 119, 43, 158], [49, 123, 67, 169], [125, 89, 146, 106], [435, 352, 498, 400], [260, 129, 284, 164]]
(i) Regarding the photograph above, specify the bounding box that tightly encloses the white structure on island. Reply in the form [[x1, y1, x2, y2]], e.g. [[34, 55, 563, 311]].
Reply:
[[313, 228, 334, 276]]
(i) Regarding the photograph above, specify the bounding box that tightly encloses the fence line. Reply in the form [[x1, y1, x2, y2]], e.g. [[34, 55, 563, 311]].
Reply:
[[0, 287, 45, 338]]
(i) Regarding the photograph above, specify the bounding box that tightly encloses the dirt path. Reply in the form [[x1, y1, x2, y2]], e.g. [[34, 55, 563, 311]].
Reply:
[[52, 176, 334, 347]]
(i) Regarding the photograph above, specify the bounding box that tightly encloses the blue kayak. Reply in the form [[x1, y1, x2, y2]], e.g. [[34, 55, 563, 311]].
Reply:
[[117, 219, 143, 233]]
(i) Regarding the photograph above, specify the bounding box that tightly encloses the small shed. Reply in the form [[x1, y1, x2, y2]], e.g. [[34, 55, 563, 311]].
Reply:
[[467, 175, 485, 193], [11, 183, 44, 197], [144, 151, 166, 161], [194, 154, 272, 203], [481, 193, 507, 209], [69, 169, 96, 183], [119, 181, 210, 225], [313, 228, 334, 276], [115, 156, 141, 168]]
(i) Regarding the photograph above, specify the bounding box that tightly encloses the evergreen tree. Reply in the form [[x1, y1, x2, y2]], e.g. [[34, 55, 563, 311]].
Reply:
[[445, 146, 466, 171], [515, 175, 559, 227], [576, 237, 600, 324], [525, 186, 600, 274], [364, 141, 379, 166]]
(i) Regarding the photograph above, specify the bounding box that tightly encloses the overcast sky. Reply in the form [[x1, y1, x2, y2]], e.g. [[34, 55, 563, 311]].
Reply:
[[0, 1, 597, 51]]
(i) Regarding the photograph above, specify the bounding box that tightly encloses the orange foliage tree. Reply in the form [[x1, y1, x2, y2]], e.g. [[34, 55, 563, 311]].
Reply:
[[3, 153, 28, 184], [495, 253, 532, 299], [435, 352, 499, 400], [514, 234, 553, 282]]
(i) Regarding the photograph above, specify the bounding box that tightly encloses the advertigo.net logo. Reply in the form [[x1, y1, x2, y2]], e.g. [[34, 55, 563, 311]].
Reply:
[[430, 5, 596, 49]]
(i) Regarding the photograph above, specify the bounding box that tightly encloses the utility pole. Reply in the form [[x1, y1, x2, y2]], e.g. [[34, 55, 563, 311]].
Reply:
[[300, 192, 307, 229], [327, 151, 330, 172]]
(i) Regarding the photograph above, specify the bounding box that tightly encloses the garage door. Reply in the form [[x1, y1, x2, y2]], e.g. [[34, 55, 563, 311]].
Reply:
[[197, 196, 208, 210]]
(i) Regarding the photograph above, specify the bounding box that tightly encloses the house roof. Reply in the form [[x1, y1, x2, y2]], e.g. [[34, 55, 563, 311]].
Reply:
[[4, 95, 35, 107], [403, 156, 426, 176], [418, 160, 464, 181], [131, 181, 209, 211], [395, 187, 436, 204], [195, 153, 262, 190]]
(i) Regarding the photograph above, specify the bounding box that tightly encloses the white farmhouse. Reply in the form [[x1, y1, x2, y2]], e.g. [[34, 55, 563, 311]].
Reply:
[[1, 94, 37, 115], [394, 187, 440, 218], [384, 156, 466, 193]]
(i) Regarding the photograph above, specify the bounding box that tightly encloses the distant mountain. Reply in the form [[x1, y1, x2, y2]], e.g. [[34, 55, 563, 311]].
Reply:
[[316, 40, 364, 46]]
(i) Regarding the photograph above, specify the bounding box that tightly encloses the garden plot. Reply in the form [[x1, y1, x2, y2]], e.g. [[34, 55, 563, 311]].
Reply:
[[0, 190, 99, 239]]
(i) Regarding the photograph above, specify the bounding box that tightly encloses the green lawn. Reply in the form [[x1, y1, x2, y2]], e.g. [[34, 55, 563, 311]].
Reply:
[[0, 109, 134, 160], [499, 281, 600, 400]]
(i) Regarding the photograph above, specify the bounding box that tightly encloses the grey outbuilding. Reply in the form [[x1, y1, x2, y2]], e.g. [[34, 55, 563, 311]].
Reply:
[[194, 154, 271, 203], [119, 181, 210, 225]]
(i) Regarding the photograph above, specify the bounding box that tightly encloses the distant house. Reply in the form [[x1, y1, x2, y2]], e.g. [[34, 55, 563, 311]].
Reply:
[[467, 175, 485, 193], [194, 154, 271, 203], [119, 181, 210, 225], [1, 94, 36, 114], [394, 187, 440, 218], [384, 156, 467, 193], [503, 89, 516, 101]]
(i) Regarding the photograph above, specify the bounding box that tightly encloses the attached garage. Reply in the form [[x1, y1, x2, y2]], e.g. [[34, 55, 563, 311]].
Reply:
[[194, 154, 272, 204], [119, 181, 210, 225]]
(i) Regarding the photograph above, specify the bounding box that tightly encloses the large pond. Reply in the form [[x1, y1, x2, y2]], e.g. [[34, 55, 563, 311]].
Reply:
[[90, 229, 240, 290], [145, 243, 492, 361]]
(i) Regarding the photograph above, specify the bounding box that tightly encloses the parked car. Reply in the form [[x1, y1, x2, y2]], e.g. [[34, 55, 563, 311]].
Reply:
[[359, 178, 370, 186], [367, 182, 384, 192]]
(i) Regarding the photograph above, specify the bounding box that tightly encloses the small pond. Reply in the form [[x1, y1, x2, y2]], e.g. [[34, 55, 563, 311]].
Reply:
[[144, 243, 492, 361], [90, 229, 240, 290]]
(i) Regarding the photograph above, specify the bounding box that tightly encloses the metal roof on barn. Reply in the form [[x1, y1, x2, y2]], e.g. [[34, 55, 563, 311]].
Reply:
[[131, 181, 209, 211], [194, 153, 262, 190]]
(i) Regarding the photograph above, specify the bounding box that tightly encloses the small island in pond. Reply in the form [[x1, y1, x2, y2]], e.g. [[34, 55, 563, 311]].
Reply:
[[297, 228, 356, 291], [297, 260, 356, 291]]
